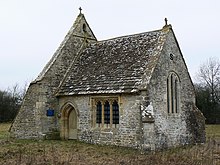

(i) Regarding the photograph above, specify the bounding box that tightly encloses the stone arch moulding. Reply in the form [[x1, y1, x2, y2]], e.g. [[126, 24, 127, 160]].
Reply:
[[168, 71, 181, 82], [60, 102, 79, 140]]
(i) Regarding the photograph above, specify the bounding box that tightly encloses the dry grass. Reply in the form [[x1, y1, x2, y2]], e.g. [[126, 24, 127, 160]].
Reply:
[[0, 122, 10, 140], [0, 123, 219, 165], [206, 125, 220, 138]]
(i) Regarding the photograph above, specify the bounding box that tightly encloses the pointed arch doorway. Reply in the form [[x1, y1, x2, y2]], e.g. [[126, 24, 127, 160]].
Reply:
[[61, 104, 78, 140]]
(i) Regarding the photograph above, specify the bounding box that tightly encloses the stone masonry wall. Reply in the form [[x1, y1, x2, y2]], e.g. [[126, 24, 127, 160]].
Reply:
[[10, 14, 97, 139], [58, 94, 146, 149], [146, 27, 205, 150]]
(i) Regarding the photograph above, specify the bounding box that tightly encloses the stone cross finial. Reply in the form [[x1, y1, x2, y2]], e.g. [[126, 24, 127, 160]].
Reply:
[[79, 7, 82, 14], [165, 18, 168, 26]]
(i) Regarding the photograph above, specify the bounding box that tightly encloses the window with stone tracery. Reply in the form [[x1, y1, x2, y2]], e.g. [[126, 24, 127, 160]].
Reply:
[[93, 98, 119, 128], [167, 72, 180, 114]]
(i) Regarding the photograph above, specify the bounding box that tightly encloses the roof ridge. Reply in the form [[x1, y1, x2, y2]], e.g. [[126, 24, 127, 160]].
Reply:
[[97, 28, 164, 43]]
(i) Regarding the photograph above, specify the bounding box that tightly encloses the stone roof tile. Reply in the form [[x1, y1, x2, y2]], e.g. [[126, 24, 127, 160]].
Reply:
[[57, 28, 168, 95]]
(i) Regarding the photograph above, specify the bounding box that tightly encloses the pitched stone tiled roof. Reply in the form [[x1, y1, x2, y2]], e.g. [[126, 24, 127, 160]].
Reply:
[[57, 27, 169, 95]]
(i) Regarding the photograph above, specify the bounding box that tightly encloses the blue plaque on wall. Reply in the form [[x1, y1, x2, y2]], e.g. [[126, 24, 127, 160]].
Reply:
[[47, 109, 54, 117]]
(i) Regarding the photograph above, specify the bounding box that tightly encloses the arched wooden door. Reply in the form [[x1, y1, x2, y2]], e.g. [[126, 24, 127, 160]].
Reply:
[[68, 109, 77, 139], [61, 104, 78, 140]]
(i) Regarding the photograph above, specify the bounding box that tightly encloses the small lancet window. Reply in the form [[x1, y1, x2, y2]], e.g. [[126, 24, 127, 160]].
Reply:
[[83, 24, 87, 33], [167, 78, 170, 114], [96, 101, 102, 124], [171, 74, 174, 113], [167, 72, 180, 114], [175, 78, 179, 113], [104, 101, 110, 125], [112, 100, 119, 125]]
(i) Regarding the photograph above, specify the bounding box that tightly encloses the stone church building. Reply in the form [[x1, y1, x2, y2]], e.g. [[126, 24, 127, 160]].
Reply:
[[10, 11, 205, 150]]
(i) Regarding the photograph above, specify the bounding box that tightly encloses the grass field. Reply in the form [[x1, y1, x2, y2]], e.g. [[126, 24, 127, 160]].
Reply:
[[0, 123, 219, 165], [206, 125, 220, 138]]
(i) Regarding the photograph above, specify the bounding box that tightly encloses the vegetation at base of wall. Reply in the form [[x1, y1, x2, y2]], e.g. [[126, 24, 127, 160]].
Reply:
[[45, 129, 61, 140], [0, 123, 219, 165]]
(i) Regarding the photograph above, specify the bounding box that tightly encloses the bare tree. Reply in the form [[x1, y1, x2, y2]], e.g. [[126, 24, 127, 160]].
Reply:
[[7, 83, 27, 105], [195, 57, 220, 123], [197, 57, 220, 103], [0, 83, 27, 122]]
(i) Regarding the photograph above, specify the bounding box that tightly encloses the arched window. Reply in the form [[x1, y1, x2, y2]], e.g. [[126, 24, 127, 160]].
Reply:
[[94, 98, 119, 128], [104, 101, 110, 125], [167, 72, 180, 114], [171, 74, 174, 113], [112, 100, 119, 125], [82, 24, 87, 32], [175, 79, 179, 113], [96, 101, 102, 125]]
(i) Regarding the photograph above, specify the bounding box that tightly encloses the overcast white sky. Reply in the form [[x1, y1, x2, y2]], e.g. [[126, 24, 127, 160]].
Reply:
[[0, 0, 220, 90]]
